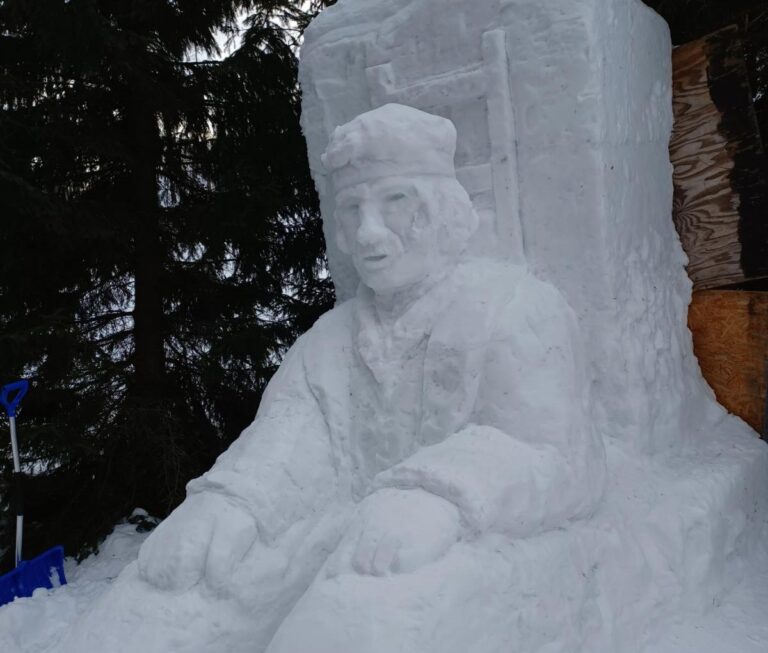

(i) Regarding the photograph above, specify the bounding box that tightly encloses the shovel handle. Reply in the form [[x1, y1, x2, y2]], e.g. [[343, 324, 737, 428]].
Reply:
[[0, 380, 29, 418]]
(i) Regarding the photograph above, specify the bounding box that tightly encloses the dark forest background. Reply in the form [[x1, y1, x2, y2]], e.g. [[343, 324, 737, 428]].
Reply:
[[0, 0, 766, 570], [647, 0, 768, 143]]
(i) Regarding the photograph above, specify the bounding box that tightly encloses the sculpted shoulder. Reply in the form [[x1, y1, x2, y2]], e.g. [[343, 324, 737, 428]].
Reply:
[[296, 297, 357, 355], [447, 258, 579, 344]]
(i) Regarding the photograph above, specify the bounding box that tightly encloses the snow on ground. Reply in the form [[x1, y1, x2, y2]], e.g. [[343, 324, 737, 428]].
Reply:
[[0, 520, 150, 653], [643, 561, 768, 653], [1, 515, 767, 653]]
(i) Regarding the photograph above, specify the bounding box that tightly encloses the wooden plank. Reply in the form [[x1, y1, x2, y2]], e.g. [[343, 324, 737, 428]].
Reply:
[[688, 290, 768, 436], [670, 27, 768, 290]]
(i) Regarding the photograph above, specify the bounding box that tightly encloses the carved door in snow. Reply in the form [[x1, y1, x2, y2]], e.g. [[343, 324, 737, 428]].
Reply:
[[363, 29, 525, 264]]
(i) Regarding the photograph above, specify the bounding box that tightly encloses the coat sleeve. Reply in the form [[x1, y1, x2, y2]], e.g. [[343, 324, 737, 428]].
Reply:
[[186, 328, 341, 544], [373, 277, 605, 539]]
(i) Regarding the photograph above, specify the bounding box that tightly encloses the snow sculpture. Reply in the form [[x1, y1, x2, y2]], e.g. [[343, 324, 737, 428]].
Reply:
[[288, 1, 768, 651], [42, 2, 768, 653], [134, 102, 605, 649], [299, 0, 714, 455]]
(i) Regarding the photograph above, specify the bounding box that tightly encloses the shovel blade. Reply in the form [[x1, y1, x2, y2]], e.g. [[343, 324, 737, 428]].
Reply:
[[0, 545, 67, 607]]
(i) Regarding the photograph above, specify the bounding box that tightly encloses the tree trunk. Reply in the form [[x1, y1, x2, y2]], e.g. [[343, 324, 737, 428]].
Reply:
[[126, 95, 165, 400]]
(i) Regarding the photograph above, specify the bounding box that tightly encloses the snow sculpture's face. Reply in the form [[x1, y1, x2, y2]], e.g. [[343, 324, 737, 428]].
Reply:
[[335, 175, 440, 293]]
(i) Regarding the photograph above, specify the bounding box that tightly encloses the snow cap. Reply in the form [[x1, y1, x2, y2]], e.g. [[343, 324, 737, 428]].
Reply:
[[322, 103, 457, 192]]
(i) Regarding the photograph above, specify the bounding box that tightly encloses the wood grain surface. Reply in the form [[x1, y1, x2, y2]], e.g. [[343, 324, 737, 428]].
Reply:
[[689, 290, 768, 436], [671, 27, 768, 290]]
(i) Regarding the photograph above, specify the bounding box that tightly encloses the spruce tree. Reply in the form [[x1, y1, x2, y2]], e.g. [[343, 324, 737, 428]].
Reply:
[[0, 0, 332, 569]]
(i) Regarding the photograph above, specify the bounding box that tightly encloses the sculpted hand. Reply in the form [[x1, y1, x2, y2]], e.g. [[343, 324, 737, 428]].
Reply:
[[328, 488, 460, 577], [138, 492, 258, 593]]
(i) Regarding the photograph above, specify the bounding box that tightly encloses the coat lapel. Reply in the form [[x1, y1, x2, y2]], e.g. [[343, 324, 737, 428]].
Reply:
[[420, 261, 523, 445]]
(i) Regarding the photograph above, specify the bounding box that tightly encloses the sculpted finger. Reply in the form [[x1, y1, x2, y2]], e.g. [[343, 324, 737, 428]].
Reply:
[[139, 493, 229, 591], [352, 526, 382, 576], [325, 527, 359, 578], [139, 517, 208, 591], [204, 503, 259, 592], [371, 532, 400, 576], [137, 534, 166, 586], [231, 540, 287, 591]]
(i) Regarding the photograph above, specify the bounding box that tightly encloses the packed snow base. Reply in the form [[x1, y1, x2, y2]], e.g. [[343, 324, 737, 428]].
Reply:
[[0, 522, 150, 653], [2, 439, 767, 653]]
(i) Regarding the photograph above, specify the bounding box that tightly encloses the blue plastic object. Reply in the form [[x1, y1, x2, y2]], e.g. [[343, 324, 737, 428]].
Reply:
[[0, 379, 68, 606], [0, 546, 66, 606], [0, 380, 29, 418]]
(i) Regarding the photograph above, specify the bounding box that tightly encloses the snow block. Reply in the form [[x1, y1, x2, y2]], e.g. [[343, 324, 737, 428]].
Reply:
[[300, 0, 711, 454], [289, 1, 768, 652], [263, 432, 768, 653]]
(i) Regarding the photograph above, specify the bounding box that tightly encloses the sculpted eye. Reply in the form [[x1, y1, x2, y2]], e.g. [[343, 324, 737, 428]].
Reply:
[[386, 192, 407, 202], [337, 203, 360, 220]]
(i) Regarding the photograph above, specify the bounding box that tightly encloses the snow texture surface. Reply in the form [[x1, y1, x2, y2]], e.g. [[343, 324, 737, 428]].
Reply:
[[2, 515, 767, 653], [0, 522, 150, 653], [2, 1, 767, 651]]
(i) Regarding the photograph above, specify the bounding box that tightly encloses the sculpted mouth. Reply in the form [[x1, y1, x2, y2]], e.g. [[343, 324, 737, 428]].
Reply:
[[363, 254, 388, 262]]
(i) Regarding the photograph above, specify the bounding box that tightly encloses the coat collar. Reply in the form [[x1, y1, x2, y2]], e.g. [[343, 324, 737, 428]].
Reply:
[[353, 269, 456, 388]]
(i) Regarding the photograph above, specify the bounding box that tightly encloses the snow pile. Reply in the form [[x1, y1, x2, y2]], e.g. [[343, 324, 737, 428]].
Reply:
[[1, 448, 768, 653], [0, 519, 150, 653]]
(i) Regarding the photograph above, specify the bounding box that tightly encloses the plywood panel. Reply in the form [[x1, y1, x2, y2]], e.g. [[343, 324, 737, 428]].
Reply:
[[689, 290, 768, 435], [671, 27, 768, 290]]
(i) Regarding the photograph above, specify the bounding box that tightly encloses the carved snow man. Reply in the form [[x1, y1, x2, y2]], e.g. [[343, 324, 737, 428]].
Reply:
[[138, 104, 605, 650]]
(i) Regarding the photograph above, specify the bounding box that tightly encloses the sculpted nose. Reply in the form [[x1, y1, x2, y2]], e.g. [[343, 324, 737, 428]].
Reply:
[[356, 205, 388, 247]]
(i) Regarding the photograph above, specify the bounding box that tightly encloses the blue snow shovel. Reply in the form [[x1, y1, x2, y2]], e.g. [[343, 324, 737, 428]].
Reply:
[[0, 380, 66, 607]]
